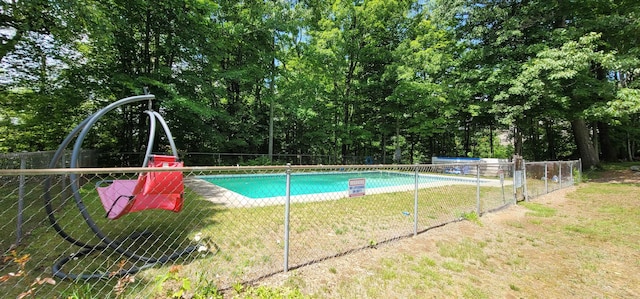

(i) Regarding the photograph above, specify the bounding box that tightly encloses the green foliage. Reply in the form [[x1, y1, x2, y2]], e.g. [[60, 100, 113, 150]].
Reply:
[[61, 284, 100, 299], [244, 156, 273, 166], [151, 272, 305, 299], [460, 211, 482, 226], [232, 282, 244, 294], [573, 167, 583, 184], [442, 260, 464, 272], [192, 277, 224, 299], [470, 132, 513, 159], [1, 0, 640, 166], [235, 285, 307, 299], [437, 238, 488, 265], [520, 202, 557, 218], [508, 33, 617, 118]]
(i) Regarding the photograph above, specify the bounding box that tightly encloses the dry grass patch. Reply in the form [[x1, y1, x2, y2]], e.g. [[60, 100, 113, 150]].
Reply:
[[257, 178, 640, 298]]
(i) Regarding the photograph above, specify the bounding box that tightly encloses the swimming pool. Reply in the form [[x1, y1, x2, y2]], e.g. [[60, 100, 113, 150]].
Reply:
[[199, 171, 471, 199]]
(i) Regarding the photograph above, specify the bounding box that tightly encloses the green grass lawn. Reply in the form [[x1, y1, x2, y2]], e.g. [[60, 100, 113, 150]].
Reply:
[[258, 168, 638, 299], [0, 170, 516, 298]]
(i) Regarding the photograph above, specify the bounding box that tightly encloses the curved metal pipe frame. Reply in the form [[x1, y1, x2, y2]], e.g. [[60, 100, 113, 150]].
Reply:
[[43, 94, 196, 280], [142, 110, 179, 167]]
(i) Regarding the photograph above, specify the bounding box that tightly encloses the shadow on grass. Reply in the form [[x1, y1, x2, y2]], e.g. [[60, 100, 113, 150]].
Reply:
[[583, 162, 640, 182], [0, 173, 226, 298]]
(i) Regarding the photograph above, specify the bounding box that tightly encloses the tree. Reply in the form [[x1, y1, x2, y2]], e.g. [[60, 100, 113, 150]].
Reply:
[[507, 34, 619, 168], [385, 15, 457, 161], [2, 0, 639, 167], [436, 0, 640, 167]]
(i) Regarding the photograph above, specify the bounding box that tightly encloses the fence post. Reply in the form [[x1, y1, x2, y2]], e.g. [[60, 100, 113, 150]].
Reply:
[[559, 162, 563, 189], [61, 150, 70, 205], [578, 158, 582, 183], [16, 155, 26, 245], [512, 159, 517, 204], [545, 162, 549, 194], [413, 164, 419, 236], [476, 164, 481, 215], [569, 161, 574, 185], [500, 165, 506, 204], [522, 160, 528, 201], [283, 163, 291, 272]]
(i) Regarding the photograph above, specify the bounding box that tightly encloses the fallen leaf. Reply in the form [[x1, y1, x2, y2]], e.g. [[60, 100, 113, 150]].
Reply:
[[109, 260, 128, 277], [17, 288, 34, 299], [35, 277, 56, 285], [15, 254, 31, 268], [114, 275, 135, 297], [169, 265, 182, 273]]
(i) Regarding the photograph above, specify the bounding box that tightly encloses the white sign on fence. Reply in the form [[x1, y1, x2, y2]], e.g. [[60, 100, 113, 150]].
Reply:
[[514, 170, 523, 188], [348, 178, 366, 197]]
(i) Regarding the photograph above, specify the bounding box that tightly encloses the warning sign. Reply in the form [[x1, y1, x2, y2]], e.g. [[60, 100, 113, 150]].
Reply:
[[348, 178, 366, 197]]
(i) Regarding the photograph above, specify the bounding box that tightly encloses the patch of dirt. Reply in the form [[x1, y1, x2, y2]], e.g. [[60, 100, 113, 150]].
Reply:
[[256, 174, 640, 298]]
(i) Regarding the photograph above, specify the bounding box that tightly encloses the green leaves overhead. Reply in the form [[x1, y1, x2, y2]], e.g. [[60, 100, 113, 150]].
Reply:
[[507, 33, 616, 114], [1, 0, 639, 165]]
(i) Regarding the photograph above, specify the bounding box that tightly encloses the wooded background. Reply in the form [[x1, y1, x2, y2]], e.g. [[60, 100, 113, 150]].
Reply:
[[1, 0, 639, 168]]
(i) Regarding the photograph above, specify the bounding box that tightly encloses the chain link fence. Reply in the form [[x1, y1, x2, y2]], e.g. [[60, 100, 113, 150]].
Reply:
[[0, 160, 579, 298], [0, 150, 97, 170], [97, 152, 377, 167], [523, 160, 581, 199]]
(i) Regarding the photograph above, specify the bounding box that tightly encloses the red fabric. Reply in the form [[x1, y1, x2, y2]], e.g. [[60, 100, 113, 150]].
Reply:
[[97, 155, 184, 219]]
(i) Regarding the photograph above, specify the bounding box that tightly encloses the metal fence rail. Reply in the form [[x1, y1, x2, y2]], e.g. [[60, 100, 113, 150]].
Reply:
[[523, 160, 581, 200], [0, 160, 579, 298], [96, 152, 376, 167], [0, 150, 97, 169]]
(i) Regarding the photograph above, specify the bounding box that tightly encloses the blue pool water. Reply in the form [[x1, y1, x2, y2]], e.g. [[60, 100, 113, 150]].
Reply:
[[199, 171, 445, 199]]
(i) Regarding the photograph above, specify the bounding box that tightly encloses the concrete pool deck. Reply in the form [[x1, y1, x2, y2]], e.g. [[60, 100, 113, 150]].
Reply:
[[185, 173, 509, 208]]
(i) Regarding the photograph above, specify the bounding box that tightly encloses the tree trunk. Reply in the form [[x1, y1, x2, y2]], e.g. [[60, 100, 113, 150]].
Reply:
[[592, 122, 599, 160], [409, 137, 415, 164], [489, 123, 494, 158], [394, 117, 400, 163], [529, 118, 535, 158], [430, 137, 435, 159], [514, 125, 523, 156], [381, 134, 387, 164], [627, 131, 633, 161], [598, 122, 618, 162], [464, 121, 470, 156], [144, 9, 151, 73], [571, 118, 599, 169], [545, 120, 556, 160]]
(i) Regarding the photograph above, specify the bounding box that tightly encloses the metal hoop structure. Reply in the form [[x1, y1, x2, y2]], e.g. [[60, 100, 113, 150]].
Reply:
[[43, 94, 197, 279]]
